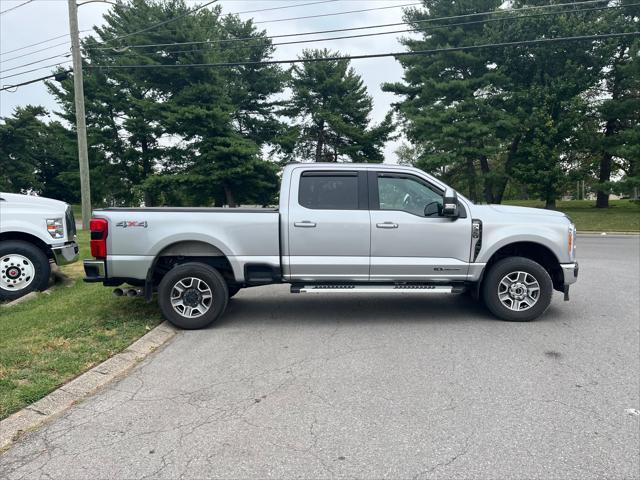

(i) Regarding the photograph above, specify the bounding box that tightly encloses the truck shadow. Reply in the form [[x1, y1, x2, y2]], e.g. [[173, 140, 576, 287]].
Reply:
[[215, 289, 562, 328]]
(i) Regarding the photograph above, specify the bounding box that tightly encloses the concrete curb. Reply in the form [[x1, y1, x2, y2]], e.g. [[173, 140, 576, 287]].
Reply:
[[0, 321, 178, 453], [1, 267, 73, 308], [1, 291, 40, 307]]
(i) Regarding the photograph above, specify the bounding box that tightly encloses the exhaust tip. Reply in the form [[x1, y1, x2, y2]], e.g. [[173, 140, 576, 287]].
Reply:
[[126, 288, 138, 297], [113, 288, 124, 297]]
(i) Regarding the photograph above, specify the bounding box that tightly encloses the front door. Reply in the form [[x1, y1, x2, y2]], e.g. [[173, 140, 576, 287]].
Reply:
[[369, 171, 472, 282], [287, 169, 370, 281]]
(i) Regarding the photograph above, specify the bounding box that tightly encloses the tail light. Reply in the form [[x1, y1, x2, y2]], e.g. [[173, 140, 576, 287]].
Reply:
[[90, 218, 108, 259]]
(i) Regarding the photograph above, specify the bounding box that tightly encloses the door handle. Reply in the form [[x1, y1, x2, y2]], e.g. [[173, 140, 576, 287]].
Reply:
[[294, 221, 317, 228], [376, 222, 398, 229]]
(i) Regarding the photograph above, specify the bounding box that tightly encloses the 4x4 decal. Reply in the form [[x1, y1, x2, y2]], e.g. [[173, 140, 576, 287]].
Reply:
[[115, 220, 148, 228]]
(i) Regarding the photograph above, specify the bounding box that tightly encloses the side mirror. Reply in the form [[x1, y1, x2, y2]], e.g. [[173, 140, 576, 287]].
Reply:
[[442, 188, 458, 217]]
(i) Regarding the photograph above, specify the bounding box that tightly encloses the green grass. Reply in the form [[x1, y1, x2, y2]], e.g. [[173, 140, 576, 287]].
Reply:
[[503, 199, 640, 232], [0, 231, 162, 420]]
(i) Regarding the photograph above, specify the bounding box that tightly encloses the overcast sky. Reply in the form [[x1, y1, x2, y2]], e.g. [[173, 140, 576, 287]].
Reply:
[[0, 0, 421, 162]]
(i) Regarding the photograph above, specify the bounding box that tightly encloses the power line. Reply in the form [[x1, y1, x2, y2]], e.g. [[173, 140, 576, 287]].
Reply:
[[0, 69, 71, 91], [0, 0, 613, 60], [0, 0, 337, 56], [231, 0, 339, 16], [0, 0, 216, 59], [0, 31, 92, 59], [89, 0, 613, 52], [100, 0, 220, 45], [252, 2, 421, 24], [0, 0, 335, 73], [103, 2, 633, 58], [0, 51, 71, 74], [0, 0, 34, 15], [84, 32, 639, 71], [0, 60, 72, 80], [248, 0, 615, 25], [3, 1, 632, 78], [1, 41, 72, 63], [3, 31, 638, 91]]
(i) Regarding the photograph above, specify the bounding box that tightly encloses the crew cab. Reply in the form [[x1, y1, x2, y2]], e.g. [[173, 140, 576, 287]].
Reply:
[[0, 193, 79, 301], [84, 163, 578, 329]]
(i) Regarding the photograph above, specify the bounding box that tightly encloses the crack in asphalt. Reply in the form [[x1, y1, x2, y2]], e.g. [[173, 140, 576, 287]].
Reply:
[[412, 435, 472, 480]]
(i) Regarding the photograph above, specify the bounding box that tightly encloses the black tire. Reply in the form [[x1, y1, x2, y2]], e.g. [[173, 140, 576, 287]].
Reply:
[[482, 256, 553, 322], [158, 262, 229, 330], [0, 240, 51, 302], [227, 285, 241, 298], [158, 262, 229, 329]]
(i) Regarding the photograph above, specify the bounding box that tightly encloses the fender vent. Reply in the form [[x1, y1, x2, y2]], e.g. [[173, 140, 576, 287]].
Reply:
[[472, 219, 482, 262]]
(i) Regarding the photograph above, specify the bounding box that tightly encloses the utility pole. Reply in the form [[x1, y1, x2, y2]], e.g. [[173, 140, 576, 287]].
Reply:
[[67, 0, 91, 230]]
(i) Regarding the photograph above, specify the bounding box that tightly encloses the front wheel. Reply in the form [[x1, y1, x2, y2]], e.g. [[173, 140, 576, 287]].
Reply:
[[158, 263, 229, 329], [0, 241, 51, 301], [482, 256, 553, 322]]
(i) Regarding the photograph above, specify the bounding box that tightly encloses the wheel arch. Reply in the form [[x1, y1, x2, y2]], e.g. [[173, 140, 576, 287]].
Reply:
[[0, 231, 52, 259], [149, 240, 237, 292], [482, 241, 563, 291]]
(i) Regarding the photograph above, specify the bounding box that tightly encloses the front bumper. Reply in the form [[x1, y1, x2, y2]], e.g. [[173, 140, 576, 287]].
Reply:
[[84, 259, 106, 282], [51, 241, 79, 265], [561, 262, 579, 285], [560, 262, 579, 301]]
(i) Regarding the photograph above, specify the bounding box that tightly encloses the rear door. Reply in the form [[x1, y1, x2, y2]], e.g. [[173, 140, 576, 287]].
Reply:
[[368, 171, 472, 282], [287, 169, 370, 281]]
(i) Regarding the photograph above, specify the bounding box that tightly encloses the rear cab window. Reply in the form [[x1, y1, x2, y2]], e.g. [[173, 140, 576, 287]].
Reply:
[[298, 172, 359, 210]]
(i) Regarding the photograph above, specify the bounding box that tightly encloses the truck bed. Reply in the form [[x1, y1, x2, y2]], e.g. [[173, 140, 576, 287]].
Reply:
[[93, 208, 281, 281]]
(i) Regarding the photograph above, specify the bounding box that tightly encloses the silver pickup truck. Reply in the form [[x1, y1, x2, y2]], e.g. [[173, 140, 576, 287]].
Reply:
[[84, 163, 578, 329]]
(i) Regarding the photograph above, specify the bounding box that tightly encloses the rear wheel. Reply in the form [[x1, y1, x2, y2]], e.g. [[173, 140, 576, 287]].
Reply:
[[0, 241, 50, 301], [158, 263, 228, 329], [482, 256, 552, 322]]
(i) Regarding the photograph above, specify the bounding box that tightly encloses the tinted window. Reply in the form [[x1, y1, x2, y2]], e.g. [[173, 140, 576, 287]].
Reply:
[[378, 175, 442, 216], [299, 174, 358, 210]]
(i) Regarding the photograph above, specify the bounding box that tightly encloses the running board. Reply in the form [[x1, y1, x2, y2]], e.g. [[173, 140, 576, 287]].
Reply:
[[291, 284, 466, 294]]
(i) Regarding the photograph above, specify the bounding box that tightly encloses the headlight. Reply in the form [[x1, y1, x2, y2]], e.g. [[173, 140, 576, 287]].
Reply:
[[46, 218, 64, 239]]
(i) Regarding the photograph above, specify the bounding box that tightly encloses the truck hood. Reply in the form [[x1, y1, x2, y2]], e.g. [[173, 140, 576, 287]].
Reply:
[[485, 204, 567, 218], [0, 192, 68, 211], [474, 205, 567, 218]]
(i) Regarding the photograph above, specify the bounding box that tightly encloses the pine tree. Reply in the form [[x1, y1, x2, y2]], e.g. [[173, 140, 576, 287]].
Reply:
[[285, 49, 394, 163], [383, 0, 506, 203], [48, 0, 287, 207]]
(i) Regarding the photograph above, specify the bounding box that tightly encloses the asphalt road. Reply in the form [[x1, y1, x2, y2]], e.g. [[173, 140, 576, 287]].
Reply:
[[1, 236, 638, 479]]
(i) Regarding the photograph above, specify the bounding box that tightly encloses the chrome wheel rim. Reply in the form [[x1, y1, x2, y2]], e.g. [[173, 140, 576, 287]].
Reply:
[[170, 277, 213, 318], [0, 254, 35, 291], [498, 271, 540, 312]]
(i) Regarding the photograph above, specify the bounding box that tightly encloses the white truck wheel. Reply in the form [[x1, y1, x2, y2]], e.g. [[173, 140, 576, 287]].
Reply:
[[0, 240, 51, 301]]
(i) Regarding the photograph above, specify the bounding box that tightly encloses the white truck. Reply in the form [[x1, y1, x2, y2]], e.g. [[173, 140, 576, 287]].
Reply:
[[84, 163, 578, 329], [0, 193, 79, 301]]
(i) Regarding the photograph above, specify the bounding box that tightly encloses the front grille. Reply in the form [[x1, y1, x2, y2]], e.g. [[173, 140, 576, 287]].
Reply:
[[65, 206, 77, 238]]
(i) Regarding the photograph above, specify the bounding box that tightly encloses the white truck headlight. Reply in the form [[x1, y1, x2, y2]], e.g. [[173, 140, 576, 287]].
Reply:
[[46, 218, 64, 239]]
